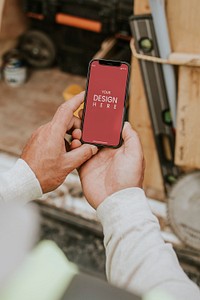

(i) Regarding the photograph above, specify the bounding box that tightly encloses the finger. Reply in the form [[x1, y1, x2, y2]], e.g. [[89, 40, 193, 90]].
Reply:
[[72, 129, 82, 140], [67, 116, 81, 135], [122, 122, 143, 153], [70, 139, 82, 150], [78, 109, 83, 120], [51, 91, 85, 136], [64, 144, 98, 171]]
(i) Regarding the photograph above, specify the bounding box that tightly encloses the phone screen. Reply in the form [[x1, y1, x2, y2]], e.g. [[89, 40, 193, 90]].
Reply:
[[81, 59, 129, 147]]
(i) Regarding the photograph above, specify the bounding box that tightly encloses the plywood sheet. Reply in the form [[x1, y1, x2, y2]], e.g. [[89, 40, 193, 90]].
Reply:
[[0, 69, 86, 156]]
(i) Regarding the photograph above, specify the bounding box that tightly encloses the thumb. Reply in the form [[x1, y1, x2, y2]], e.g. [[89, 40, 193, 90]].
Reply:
[[65, 144, 98, 171], [122, 122, 141, 151], [122, 122, 134, 143]]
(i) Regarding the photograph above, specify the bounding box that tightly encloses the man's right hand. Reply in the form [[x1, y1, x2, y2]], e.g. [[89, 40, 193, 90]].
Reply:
[[21, 92, 98, 194], [78, 122, 145, 209]]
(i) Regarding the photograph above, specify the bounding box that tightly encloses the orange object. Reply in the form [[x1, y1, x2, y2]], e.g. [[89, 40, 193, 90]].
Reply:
[[74, 102, 84, 118], [63, 84, 84, 118], [56, 13, 102, 32]]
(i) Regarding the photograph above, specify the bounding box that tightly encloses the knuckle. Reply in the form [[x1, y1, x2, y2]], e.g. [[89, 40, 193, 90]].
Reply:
[[57, 102, 73, 118], [58, 103, 67, 113]]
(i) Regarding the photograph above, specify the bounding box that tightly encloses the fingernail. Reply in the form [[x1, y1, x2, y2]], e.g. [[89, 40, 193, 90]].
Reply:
[[91, 145, 98, 155], [124, 121, 129, 127], [125, 121, 132, 129], [79, 90, 85, 95]]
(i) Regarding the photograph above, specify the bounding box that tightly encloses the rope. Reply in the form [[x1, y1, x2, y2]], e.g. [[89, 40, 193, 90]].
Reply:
[[130, 39, 200, 67]]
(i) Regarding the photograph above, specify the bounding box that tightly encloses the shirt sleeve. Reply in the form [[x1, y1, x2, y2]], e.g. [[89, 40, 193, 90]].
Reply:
[[0, 159, 43, 205], [97, 188, 200, 300]]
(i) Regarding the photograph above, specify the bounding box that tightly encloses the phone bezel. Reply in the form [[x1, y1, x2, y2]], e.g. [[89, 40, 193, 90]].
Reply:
[[81, 58, 130, 148]]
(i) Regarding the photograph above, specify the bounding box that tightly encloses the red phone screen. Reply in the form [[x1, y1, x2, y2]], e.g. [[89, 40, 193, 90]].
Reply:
[[82, 60, 129, 147]]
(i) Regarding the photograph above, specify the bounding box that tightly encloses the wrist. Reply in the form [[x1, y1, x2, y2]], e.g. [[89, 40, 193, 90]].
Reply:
[[94, 185, 143, 209], [98, 187, 146, 208], [97, 188, 157, 232]]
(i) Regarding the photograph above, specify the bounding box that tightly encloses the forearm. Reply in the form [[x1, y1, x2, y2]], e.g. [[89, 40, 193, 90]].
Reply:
[[97, 188, 200, 300], [0, 159, 42, 204]]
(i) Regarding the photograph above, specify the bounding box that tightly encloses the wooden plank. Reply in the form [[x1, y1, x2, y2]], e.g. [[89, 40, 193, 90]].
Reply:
[[134, 0, 151, 14], [129, 0, 165, 200], [129, 58, 165, 200], [175, 67, 200, 168], [0, 69, 86, 156], [165, 0, 200, 169], [166, 0, 200, 54]]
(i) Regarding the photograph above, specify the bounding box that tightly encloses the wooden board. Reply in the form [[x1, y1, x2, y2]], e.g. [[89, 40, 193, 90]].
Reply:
[[134, 0, 151, 14], [129, 58, 165, 200], [166, 0, 200, 54], [175, 66, 200, 168], [165, 0, 200, 169], [0, 69, 86, 156], [129, 0, 165, 200]]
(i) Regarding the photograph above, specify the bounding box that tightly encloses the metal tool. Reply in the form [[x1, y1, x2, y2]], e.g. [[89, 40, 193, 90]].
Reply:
[[149, 0, 177, 127], [168, 172, 200, 251], [129, 15, 179, 187]]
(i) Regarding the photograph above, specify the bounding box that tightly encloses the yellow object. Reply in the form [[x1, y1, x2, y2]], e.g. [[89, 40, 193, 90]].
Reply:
[[63, 84, 84, 117], [0, 241, 78, 300]]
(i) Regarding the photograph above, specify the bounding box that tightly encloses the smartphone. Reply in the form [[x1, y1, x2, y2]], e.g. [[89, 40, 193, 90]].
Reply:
[[81, 59, 130, 148]]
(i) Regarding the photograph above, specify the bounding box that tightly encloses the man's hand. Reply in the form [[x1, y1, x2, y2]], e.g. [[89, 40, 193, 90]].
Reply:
[[78, 122, 145, 209], [21, 92, 98, 193]]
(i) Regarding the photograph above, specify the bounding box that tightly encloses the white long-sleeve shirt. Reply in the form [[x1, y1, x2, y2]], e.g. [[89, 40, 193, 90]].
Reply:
[[0, 159, 200, 300], [97, 189, 200, 299], [0, 159, 42, 204]]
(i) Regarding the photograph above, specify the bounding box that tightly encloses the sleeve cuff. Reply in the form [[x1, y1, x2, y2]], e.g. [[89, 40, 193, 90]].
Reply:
[[1, 159, 43, 204], [97, 188, 159, 235]]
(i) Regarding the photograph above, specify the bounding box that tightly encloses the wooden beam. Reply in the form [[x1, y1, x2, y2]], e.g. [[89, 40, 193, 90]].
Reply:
[[129, 0, 165, 200], [134, 0, 151, 14], [166, 0, 200, 54], [175, 66, 200, 168], [165, 0, 200, 169]]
